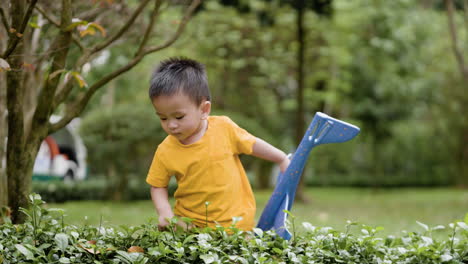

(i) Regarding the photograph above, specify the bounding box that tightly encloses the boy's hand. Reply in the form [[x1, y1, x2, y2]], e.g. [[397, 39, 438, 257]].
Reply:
[[158, 214, 173, 230], [158, 215, 195, 231], [279, 155, 290, 173]]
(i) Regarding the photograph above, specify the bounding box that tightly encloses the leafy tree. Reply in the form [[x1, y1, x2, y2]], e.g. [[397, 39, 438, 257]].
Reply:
[[444, 0, 468, 187], [254, 0, 334, 200], [194, 0, 333, 198], [175, 2, 297, 188], [330, 0, 430, 186], [159, 0, 465, 188], [79, 104, 166, 200], [0, 0, 201, 223]]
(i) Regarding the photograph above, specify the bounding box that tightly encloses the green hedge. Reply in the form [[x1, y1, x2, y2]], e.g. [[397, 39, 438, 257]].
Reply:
[[1, 194, 467, 263], [301, 121, 457, 188], [32, 179, 177, 203]]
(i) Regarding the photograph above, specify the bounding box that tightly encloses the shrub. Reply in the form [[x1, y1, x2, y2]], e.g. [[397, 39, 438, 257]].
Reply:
[[32, 179, 177, 203], [80, 104, 167, 200], [1, 194, 467, 263]]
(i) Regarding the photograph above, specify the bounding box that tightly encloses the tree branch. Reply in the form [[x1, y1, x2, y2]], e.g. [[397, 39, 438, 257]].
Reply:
[[445, 0, 468, 82], [91, 0, 152, 55], [464, 0, 468, 46], [29, 0, 73, 139], [49, 55, 145, 133], [51, 0, 155, 112], [136, 0, 163, 56], [19, 0, 38, 35], [143, 0, 201, 56], [2, 0, 38, 59], [52, 76, 74, 109], [50, 0, 201, 133], [35, 5, 85, 51], [0, 7, 9, 32], [34, 5, 59, 26], [77, 6, 109, 22]]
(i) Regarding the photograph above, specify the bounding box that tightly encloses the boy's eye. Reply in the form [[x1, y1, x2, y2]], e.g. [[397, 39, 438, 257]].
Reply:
[[176, 116, 184, 120], [159, 117, 167, 121]]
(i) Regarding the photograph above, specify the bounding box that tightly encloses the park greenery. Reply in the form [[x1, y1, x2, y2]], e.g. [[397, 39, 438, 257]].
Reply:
[[0, 0, 466, 241], [38, 187, 468, 239], [78, 0, 467, 197], [0, 1, 467, 260], [0, 194, 467, 263], [0, 0, 201, 222]]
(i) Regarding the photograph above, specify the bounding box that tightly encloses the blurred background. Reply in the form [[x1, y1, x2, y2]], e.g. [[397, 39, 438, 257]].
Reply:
[[21, 0, 467, 235]]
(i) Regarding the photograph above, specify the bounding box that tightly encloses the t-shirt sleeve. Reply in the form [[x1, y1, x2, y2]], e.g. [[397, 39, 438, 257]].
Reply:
[[146, 147, 171, 188], [224, 117, 256, 155]]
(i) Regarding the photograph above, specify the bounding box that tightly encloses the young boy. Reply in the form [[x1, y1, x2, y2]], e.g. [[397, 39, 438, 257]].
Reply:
[[146, 57, 290, 231]]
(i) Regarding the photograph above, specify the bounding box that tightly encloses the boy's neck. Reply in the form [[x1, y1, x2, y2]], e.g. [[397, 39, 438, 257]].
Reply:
[[179, 118, 208, 145]]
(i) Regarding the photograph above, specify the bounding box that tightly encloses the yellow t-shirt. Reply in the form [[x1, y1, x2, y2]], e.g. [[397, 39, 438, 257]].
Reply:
[[146, 116, 257, 230]]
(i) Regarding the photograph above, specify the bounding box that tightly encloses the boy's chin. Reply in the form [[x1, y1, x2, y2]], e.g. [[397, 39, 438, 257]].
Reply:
[[173, 133, 187, 141]]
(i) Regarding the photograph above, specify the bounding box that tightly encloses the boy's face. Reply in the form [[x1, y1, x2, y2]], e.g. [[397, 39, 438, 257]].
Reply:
[[152, 93, 210, 144]]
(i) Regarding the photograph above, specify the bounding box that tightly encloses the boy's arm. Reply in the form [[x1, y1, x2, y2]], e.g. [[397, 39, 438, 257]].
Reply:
[[150, 186, 174, 229], [150, 186, 194, 230], [251, 137, 290, 173]]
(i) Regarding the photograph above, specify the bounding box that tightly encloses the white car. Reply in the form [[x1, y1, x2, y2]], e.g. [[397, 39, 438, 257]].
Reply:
[[33, 117, 87, 181]]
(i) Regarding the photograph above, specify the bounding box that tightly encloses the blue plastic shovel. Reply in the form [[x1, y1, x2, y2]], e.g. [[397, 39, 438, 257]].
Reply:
[[257, 112, 360, 240]]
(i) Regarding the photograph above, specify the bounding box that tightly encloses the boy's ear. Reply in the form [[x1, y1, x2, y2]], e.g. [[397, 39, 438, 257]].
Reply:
[[200, 101, 211, 120]]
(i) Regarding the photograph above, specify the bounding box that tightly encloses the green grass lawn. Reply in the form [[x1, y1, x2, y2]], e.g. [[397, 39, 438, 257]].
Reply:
[[46, 187, 468, 237]]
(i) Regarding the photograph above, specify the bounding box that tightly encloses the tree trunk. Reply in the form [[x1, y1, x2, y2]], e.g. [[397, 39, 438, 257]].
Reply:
[[372, 136, 384, 189], [7, 143, 40, 223], [5, 0, 28, 223], [0, 2, 6, 204], [107, 163, 126, 201], [294, 0, 310, 204], [0, 0, 7, 208], [419, 0, 432, 8], [0, 76, 7, 207], [2, 0, 200, 222], [6, 0, 72, 223], [116, 171, 128, 201], [256, 160, 273, 189], [445, 0, 468, 82], [445, 0, 468, 188]]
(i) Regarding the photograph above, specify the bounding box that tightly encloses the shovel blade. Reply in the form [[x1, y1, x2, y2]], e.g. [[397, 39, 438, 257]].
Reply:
[[311, 112, 360, 145]]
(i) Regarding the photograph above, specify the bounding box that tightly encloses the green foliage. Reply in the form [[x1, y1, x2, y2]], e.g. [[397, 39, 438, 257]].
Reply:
[[31, 179, 177, 203], [328, 0, 431, 141], [306, 119, 455, 186], [32, 180, 110, 203], [307, 0, 466, 186], [183, 1, 297, 130], [208, 0, 333, 20], [75, 0, 466, 188], [1, 194, 467, 263], [80, 103, 165, 175], [79, 103, 167, 199]]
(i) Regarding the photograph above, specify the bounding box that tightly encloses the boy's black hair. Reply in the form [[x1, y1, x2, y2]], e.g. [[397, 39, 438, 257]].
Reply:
[[149, 57, 211, 105]]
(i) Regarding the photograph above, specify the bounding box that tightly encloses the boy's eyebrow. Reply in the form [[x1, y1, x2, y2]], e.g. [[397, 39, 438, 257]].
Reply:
[[155, 111, 185, 116]]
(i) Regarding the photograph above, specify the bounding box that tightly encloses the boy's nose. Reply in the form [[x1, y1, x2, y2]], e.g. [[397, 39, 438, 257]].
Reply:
[[168, 120, 178, 129]]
